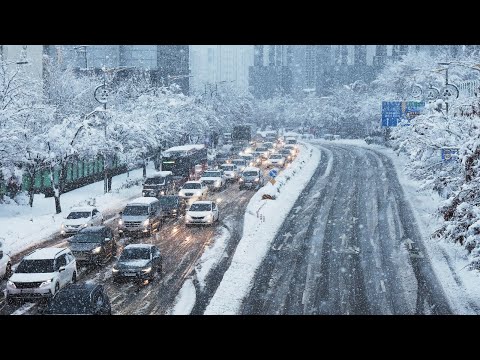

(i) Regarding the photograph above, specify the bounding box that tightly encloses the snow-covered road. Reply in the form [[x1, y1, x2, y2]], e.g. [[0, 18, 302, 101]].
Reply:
[[241, 142, 452, 314]]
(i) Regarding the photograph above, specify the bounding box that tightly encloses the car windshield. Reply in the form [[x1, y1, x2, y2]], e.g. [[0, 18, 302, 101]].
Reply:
[[203, 172, 221, 177], [221, 165, 234, 171], [243, 171, 259, 177], [16, 259, 55, 273], [46, 292, 92, 314], [123, 205, 149, 216], [67, 211, 90, 219], [256, 147, 267, 151], [233, 160, 245, 165], [70, 233, 103, 243], [144, 177, 165, 185], [183, 183, 201, 189], [189, 203, 212, 212], [120, 247, 151, 261], [270, 155, 283, 159], [159, 197, 177, 206]]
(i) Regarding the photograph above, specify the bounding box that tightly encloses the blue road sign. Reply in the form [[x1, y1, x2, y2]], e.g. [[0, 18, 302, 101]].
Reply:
[[441, 148, 459, 162], [269, 169, 278, 178], [382, 101, 425, 127]]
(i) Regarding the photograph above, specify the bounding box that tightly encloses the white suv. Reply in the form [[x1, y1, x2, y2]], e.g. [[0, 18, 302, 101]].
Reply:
[[0, 240, 12, 280], [6, 247, 77, 304], [61, 206, 104, 236]]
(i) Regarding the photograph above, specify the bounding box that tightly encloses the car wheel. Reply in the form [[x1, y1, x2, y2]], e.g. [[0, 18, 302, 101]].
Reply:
[[71, 272, 77, 284], [112, 243, 117, 257], [4, 262, 12, 279], [53, 282, 60, 296]]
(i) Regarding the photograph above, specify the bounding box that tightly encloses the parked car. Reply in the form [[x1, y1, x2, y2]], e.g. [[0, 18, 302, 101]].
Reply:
[[200, 169, 226, 191], [68, 226, 117, 266], [185, 200, 220, 226], [220, 163, 239, 182], [178, 181, 208, 201], [0, 240, 12, 280], [266, 153, 286, 168], [61, 206, 104, 237], [158, 195, 186, 219], [142, 171, 176, 197], [44, 283, 111, 315], [112, 244, 162, 282], [118, 197, 163, 237], [239, 167, 265, 190], [6, 248, 77, 304]]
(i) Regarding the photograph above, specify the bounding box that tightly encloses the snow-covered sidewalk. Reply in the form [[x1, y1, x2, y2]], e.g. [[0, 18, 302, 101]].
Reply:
[[0, 164, 153, 258], [205, 142, 321, 314]]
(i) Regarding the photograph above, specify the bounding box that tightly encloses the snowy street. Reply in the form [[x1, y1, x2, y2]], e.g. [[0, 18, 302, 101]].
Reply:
[[241, 142, 452, 314]]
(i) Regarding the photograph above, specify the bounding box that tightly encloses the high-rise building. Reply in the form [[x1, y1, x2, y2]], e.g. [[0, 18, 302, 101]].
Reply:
[[189, 45, 254, 95], [43, 45, 190, 94], [249, 45, 292, 99]]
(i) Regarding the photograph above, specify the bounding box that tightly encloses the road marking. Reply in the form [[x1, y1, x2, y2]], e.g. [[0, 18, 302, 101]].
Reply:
[[11, 302, 36, 315], [294, 206, 302, 214], [404, 238, 414, 250], [380, 280, 386, 293]]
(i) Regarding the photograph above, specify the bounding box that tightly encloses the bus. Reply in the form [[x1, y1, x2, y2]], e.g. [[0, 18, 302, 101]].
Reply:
[[161, 144, 208, 180]]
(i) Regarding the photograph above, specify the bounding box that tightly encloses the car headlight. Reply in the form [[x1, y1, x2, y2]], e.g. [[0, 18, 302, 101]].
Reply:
[[39, 279, 53, 288], [92, 246, 102, 254], [142, 267, 152, 273], [82, 223, 88, 228], [7, 280, 16, 288], [186, 214, 192, 220], [118, 219, 123, 225], [143, 192, 147, 196], [160, 191, 165, 195], [239, 178, 244, 182], [61, 224, 65, 229], [172, 209, 177, 212], [254, 178, 259, 182], [112, 267, 119, 273], [143, 219, 150, 226], [215, 180, 221, 186]]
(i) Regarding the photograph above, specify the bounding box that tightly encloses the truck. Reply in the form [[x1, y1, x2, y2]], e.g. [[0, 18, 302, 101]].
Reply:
[[232, 125, 252, 154]]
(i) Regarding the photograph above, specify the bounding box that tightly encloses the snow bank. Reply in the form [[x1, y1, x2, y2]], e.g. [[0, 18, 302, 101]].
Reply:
[[169, 278, 196, 315], [0, 164, 154, 258], [205, 142, 321, 314]]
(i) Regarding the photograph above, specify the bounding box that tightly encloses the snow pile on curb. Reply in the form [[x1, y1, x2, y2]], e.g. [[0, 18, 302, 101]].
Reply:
[[205, 142, 321, 314], [169, 279, 196, 315]]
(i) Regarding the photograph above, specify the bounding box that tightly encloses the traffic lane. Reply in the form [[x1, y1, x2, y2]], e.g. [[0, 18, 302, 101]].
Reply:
[[242, 143, 449, 314], [90, 181, 258, 315]]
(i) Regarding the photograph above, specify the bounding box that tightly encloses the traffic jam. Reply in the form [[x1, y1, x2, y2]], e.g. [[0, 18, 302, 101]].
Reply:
[[0, 130, 300, 315]]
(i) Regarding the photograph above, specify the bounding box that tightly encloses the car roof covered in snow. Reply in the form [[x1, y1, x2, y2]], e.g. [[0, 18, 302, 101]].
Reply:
[[183, 181, 202, 185], [163, 144, 205, 154], [124, 244, 153, 250], [243, 166, 260, 172], [190, 200, 214, 205], [146, 171, 172, 178], [25, 247, 68, 260], [127, 197, 159, 205], [69, 206, 96, 213]]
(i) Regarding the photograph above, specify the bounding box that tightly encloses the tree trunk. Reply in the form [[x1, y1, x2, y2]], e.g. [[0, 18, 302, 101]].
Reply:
[[142, 159, 147, 178], [50, 166, 62, 214]]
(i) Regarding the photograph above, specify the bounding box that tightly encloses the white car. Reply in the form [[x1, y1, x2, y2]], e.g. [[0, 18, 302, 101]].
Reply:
[[266, 154, 286, 168], [0, 240, 12, 280], [61, 206, 104, 236], [200, 170, 226, 191], [178, 181, 208, 201], [231, 158, 248, 172], [6, 247, 77, 304], [185, 201, 219, 226], [220, 163, 239, 182]]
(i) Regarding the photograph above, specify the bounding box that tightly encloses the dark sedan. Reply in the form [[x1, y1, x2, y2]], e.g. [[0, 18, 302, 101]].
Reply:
[[159, 195, 186, 219], [68, 226, 117, 266], [112, 244, 162, 282], [43, 283, 111, 315]]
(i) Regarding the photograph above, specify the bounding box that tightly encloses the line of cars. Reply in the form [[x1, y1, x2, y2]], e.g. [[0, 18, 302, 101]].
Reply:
[[2, 136, 301, 314]]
